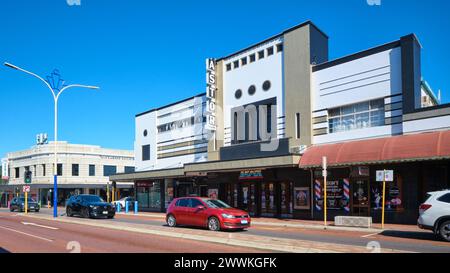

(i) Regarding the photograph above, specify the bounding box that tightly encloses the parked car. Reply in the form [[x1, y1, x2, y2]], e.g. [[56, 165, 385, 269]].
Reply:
[[112, 196, 135, 210], [66, 194, 115, 219], [418, 190, 450, 242], [166, 197, 251, 231], [9, 197, 40, 212]]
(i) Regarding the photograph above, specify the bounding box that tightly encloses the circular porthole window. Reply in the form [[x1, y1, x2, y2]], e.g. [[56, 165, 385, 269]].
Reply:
[[248, 85, 256, 96], [143, 130, 148, 137], [235, 89, 242, 99], [262, 80, 271, 91]]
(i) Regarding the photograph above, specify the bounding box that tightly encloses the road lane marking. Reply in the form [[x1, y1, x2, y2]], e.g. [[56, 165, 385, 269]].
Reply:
[[21, 222, 59, 230], [0, 225, 54, 242], [361, 232, 380, 238]]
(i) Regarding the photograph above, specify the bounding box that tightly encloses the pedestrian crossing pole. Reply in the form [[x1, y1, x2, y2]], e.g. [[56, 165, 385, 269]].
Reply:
[[107, 182, 110, 203], [382, 169, 386, 229], [25, 190, 28, 215], [322, 156, 328, 228]]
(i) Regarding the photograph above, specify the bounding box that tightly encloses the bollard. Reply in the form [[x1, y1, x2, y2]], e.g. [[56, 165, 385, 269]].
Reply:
[[134, 201, 138, 214], [117, 203, 121, 213], [7, 201, 10, 209], [125, 201, 129, 214]]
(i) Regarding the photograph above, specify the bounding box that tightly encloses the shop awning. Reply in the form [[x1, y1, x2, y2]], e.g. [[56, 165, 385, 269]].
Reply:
[[299, 130, 450, 168]]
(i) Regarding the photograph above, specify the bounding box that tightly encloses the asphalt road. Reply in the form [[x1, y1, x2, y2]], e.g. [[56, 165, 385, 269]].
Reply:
[[2, 208, 450, 253], [0, 211, 269, 253]]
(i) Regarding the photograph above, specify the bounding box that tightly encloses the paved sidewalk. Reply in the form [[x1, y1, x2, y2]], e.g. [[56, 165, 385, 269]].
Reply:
[[115, 211, 422, 233], [21, 212, 410, 253]]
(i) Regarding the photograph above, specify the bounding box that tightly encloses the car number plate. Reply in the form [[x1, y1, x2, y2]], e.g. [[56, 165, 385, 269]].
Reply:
[[30, 206, 34, 209], [103, 211, 108, 215], [241, 220, 248, 225]]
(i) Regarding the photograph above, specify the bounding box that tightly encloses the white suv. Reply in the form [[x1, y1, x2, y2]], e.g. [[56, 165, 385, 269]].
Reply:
[[418, 190, 450, 242]]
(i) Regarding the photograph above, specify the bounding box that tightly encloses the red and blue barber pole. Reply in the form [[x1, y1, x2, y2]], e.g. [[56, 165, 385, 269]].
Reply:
[[343, 178, 350, 213], [314, 179, 322, 211]]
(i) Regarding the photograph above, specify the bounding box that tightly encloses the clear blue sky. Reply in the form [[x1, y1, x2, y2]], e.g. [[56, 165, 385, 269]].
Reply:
[[1, 0, 449, 158]]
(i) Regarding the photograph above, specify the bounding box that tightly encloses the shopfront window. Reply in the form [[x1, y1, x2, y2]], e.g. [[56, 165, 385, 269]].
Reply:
[[136, 181, 162, 210], [164, 182, 174, 209], [371, 174, 403, 211]]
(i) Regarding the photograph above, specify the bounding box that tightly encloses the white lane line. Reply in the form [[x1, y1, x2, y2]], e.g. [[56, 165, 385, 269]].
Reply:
[[361, 232, 380, 238], [0, 225, 54, 242], [21, 222, 59, 230]]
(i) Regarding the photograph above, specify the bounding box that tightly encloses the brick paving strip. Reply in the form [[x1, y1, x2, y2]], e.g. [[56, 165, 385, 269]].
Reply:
[[21, 213, 411, 253]]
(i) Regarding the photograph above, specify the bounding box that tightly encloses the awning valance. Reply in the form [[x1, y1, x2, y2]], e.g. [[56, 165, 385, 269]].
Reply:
[[299, 130, 450, 168]]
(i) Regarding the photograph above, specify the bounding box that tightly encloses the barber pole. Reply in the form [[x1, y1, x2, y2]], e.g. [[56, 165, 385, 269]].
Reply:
[[314, 179, 322, 211], [343, 178, 350, 213]]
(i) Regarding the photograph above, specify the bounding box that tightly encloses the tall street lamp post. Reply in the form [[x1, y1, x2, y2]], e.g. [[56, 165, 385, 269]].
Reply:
[[4, 62, 100, 218]]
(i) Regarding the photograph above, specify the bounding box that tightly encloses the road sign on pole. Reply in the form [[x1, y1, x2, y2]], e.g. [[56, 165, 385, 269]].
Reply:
[[376, 170, 394, 229], [23, 186, 30, 215], [322, 156, 328, 228]]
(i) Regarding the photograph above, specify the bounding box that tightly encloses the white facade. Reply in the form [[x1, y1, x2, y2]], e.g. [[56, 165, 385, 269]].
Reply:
[[6, 142, 134, 186], [135, 94, 208, 171], [312, 46, 404, 144], [222, 37, 285, 145]]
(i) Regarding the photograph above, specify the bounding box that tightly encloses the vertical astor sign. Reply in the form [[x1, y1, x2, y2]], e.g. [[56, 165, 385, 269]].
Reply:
[[205, 58, 217, 131]]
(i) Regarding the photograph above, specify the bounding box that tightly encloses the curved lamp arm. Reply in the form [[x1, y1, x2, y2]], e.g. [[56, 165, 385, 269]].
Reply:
[[4, 62, 56, 99], [56, 84, 100, 100]]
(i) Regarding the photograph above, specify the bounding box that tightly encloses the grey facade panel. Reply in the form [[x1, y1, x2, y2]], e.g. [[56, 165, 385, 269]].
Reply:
[[220, 138, 290, 161]]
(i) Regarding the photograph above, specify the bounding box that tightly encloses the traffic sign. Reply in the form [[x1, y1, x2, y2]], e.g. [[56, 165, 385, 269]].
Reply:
[[23, 186, 30, 193], [376, 170, 394, 182]]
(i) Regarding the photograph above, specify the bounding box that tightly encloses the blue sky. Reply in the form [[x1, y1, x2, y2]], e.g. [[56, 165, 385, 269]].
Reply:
[[1, 0, 449, 157]]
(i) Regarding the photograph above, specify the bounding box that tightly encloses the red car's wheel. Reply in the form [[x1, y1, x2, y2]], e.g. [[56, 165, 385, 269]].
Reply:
[[208, 217, 221, 231], [167, 214, 177, 227]]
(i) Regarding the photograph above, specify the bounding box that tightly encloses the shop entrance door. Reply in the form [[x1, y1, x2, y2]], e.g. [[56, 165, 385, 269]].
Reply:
[[280, 182, 293, 218], [352, 179, 370, 216], [240, 183, 257, 216], [261, 182, 276, 217]]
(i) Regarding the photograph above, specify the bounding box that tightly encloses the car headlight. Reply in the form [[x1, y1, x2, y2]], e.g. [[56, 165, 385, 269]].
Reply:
[[222, 213, 235, 219]]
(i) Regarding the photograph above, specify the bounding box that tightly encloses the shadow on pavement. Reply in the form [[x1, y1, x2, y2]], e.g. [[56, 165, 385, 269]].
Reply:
[[380, 230, 439, 242]]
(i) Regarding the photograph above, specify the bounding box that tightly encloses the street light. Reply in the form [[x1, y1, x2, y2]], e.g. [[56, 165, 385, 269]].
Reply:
[[4, 62, 100, 218]]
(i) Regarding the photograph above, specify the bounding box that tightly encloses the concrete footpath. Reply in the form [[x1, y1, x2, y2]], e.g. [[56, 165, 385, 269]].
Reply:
[[21, 212, 412, 253], [115, 211, 422, 234]]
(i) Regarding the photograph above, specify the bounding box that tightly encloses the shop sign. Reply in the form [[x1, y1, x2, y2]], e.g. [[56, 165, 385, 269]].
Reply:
[[22, 186, 31, 193], [208, 189, 218, 200], [205, 58, 217, 131], [239, 169, 263, 180], [294, 187, 310, 210]]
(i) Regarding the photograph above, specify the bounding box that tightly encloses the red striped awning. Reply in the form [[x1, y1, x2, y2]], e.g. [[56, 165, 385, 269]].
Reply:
[[299, 130, 450, 168]]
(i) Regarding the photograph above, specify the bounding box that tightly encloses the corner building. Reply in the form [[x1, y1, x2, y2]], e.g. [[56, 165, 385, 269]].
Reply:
[[111, 21, 450, 224]]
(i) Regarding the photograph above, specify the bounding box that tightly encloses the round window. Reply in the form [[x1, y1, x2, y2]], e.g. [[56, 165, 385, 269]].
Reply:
[[248, 85, 256, 96], [235, 89, 242, 99], [143, 130, 148, 137], [262, 80, 271, 91]]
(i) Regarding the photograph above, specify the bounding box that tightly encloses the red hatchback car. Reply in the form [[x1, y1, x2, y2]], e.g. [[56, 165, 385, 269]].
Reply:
[[166, 197, 251, 231]]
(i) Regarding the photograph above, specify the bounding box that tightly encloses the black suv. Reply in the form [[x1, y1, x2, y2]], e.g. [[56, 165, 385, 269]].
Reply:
[[10, 197, 40, 212], [66, 194, 115, 219]]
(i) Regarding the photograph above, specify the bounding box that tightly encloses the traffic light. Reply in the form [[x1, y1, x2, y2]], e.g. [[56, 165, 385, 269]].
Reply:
[[112, 181, 117, 189], [24, 170, 32, 184]]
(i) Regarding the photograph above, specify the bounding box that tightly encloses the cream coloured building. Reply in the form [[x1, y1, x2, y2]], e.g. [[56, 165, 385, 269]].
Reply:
[[1, 141, 134, 206]]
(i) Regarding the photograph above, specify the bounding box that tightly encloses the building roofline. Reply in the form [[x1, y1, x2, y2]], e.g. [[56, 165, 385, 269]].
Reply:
[[135, 92, 205, 118], [312, 38, 406, 72], [216, 20, 328, 62]]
